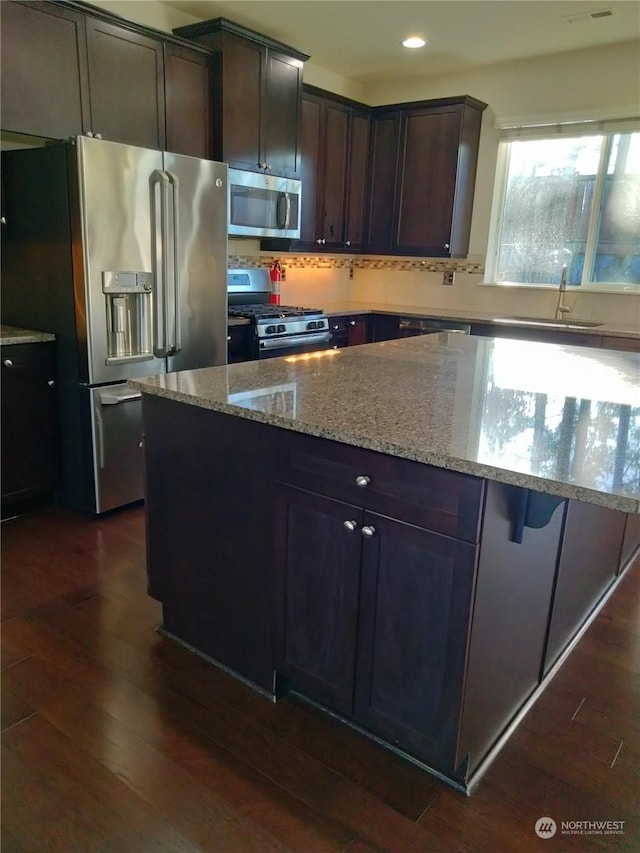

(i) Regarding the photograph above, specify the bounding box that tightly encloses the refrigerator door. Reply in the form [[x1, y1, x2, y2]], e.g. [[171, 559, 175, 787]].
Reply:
[[76, 136, 167, 385], [89, 383, 144, 514], [163, 153, 229, 372]]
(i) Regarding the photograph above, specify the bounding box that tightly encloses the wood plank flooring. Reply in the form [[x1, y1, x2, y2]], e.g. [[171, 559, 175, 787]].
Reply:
[[1, 504, 638, 852]]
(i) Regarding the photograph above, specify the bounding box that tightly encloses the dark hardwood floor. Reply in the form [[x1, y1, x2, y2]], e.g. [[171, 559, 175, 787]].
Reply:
[[1, 504, 638, 852]]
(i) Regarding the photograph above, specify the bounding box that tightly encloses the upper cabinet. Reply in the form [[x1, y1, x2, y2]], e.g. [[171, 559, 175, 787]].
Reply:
[[1, 0, 213, 157], [173, 18, 308, 178], [366, 97, 487, 257], [1, 1, 90, 140], [296, 86, 370, 251], [84, 16, 166, 150]]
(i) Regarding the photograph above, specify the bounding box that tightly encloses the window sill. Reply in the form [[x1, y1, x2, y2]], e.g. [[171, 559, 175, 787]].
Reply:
[[481, 281, 640, 296]]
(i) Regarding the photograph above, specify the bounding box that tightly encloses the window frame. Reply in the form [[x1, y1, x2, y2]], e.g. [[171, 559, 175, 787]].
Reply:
[[484, 118, 640, 294]]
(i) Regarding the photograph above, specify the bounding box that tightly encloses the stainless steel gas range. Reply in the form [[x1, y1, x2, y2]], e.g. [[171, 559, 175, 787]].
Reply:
[[228, 269, 331, 360]]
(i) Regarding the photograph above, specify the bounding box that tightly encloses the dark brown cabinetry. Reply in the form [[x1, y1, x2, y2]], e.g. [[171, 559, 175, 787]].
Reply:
[[84, 16, 166, 150], [174, 18, 307, 177], [142, 396, 277, 692], [275, 430, 482, 771], [227, 324, 250, 363], [543, 501, 626, 673], [328, 314, 368, 348], [1, 1, 212, 157], [1, 0, 89, 140], [296, 87, 370, 250], [366, 97, 487, 257], [1, 342, 58, 514]]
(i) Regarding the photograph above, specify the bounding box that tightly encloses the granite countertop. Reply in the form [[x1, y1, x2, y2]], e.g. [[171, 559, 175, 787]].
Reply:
[[129, 334, 640, 513], [0, 324, 55, 345], [320, 301, 640, 339]]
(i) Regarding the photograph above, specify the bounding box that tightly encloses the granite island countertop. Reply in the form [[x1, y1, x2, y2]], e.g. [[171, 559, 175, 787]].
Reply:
[[129, 334, 640, 513], [320, 301, 640, 340], [1, 324, 55, 345]]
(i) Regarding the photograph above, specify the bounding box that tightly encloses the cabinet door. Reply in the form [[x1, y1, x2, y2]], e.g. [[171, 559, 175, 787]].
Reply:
[[263, 49, 303, 177], [344, 111, 370, 250], [395, 107, 462, 256], [1, 0, 89, 139], [354, 512, 476, 769], [366, 113, 401, 252], [347, 316, 369, 346], [219, 36, 263, 170], [275, 485, 363, 716], [1, 343, 57, 508], [298, 95, 323, 245], [321, 102, 350, 246], [164, 44, 211, 158], [85, 17, 165, 149]]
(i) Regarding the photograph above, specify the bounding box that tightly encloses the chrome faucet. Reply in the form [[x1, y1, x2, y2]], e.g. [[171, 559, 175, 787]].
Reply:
[[555, 265, 573, 320]]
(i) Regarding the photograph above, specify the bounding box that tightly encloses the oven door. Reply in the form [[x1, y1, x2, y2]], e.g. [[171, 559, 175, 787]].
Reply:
[[257, 331, 331, 359]]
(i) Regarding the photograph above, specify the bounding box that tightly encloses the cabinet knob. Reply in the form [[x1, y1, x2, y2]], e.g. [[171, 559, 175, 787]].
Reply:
[[345, 241, 351, 247], [47, 379, 55, 386], [361, 525, 376, 538], [343, 519, 358, 533], [349, 320, 356, 326], [3, 358, 13, 368], [227, 335, 232, 341], [95, 133, 103, 140], [355, 475, 370, 488], [316, 238, 326, 245], [444, 243, 450, 250], [85, 130, 94, 137], [332, 324, 339, 330]]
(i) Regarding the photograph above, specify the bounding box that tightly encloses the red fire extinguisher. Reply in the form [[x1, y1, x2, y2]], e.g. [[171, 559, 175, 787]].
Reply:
[[269, 259, 282, 305]]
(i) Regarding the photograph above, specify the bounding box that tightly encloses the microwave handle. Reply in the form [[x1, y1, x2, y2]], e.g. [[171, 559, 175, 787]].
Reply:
[[277, 192, 291, 229]]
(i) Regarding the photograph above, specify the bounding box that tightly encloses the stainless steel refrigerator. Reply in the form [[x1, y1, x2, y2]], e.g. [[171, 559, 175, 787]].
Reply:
[[1, 136, 228, 514]]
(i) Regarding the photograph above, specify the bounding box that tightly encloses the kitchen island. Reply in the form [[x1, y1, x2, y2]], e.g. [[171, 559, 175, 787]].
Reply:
[[130, 334, 640, 792]]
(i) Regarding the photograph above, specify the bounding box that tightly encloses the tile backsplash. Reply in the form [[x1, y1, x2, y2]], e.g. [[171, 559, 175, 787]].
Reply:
[[226, 244, 639, 328]]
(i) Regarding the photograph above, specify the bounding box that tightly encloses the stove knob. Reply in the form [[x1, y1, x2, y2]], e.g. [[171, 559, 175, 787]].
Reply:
[[277, 324, 286, 333], [307, 320, 317, 330], [266, 325, 276, 334]]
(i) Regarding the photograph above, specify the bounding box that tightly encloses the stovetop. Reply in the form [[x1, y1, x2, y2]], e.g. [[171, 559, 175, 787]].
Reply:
[[228, 304, 324, 322]]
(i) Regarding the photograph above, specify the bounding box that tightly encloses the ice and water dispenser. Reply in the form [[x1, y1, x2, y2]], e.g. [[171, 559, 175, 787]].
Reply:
[[102, 271, 153, 363]]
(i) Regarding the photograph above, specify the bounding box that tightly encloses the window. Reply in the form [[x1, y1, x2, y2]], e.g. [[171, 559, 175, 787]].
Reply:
[[486, 120, 640, 290]]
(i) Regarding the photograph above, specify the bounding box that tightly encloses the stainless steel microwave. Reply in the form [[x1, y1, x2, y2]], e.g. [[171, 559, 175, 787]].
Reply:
[[228, 168, 301, 239]]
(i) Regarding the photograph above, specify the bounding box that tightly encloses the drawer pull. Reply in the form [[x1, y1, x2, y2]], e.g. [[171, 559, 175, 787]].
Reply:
[[3, 359, 13, 367], [343, 519, 358, 532], [48, 379, 55, 386], [355, 475, 370, 488], [361, 525, 376, 538]]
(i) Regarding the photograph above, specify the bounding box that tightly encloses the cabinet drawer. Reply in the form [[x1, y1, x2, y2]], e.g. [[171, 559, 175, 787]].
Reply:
[[277, 431, 483, 541]]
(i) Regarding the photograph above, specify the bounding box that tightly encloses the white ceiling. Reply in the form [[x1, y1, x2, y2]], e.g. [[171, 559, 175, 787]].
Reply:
[[159, 0, 640, 82]]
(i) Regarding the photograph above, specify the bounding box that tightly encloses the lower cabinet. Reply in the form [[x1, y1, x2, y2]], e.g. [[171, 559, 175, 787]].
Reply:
[[275, 481, 477, 771], [227, 324, 250, 362], [328, 314, 368, 348], [1, 342, 58, 514]]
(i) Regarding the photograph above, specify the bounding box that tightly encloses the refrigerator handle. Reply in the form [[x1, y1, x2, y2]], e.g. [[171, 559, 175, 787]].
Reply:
[[150, 170, 170, 358], [167, 171, 181, 354]]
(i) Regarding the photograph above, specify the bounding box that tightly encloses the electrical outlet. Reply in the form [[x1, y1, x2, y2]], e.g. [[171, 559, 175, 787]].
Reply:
[[280, 267, 286, 281], [443, 270, 455, 286]]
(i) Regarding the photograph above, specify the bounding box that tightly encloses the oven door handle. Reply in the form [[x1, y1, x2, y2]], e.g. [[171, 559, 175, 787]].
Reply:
[[259, 331, 331, 350]]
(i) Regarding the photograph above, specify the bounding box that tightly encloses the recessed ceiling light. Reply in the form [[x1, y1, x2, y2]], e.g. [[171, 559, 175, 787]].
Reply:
[[402, 36, 426, 49]]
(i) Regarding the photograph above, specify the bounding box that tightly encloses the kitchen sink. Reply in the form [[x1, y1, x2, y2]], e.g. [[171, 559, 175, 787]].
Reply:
[[493, 316, 604, 330]]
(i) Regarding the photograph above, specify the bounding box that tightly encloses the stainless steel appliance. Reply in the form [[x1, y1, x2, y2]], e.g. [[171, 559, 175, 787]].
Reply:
[[1, 136, 228, 514], [228, 169, 301, 239], [227, 269, 330, 359], [396, 317, 471, 336]]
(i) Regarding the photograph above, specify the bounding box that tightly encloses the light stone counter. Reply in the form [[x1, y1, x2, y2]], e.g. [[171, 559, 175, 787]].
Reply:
[[321, 301, 640, 340], [130, 334, 640, 513], [1, 324, 55, 345]]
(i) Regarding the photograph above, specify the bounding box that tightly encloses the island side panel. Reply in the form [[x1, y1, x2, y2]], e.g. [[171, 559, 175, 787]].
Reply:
[[142, 394, 277, 692], [543, 501, 626, 675], [458, 481, 566, 776]]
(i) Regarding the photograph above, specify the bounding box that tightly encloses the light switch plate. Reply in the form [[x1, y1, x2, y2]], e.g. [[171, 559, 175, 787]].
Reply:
[[443, 270, 455, 285]]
